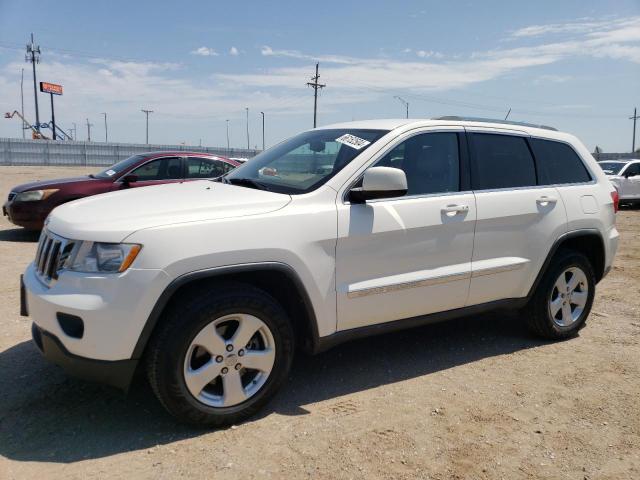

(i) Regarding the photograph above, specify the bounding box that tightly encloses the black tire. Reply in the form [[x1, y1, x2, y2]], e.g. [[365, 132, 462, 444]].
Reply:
[[524, 249, 596, 340], [145, 282, 294, 427]]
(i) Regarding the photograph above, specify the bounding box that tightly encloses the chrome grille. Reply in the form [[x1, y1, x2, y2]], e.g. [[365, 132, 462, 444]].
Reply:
[[34, 230, 75, 285], [8, 192, 16, 202]]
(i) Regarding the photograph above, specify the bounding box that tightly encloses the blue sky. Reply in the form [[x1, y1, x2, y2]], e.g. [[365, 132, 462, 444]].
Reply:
[[0, 0, 638, 151]]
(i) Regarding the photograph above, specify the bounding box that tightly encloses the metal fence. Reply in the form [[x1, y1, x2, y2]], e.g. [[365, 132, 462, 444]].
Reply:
[[592, 152, 638, 161], [0, 138, 260, 166]]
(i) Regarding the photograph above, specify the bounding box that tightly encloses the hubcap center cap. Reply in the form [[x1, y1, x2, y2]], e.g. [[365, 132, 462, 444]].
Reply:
[[224, 354, 237, 367]]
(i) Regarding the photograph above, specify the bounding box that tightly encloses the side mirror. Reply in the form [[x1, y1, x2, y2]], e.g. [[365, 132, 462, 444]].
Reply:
[[349, 166, 408, 204], [121, 174, 138, 186]]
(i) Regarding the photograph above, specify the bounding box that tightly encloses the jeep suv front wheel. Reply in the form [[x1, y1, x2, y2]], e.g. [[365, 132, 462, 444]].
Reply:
[[146, 284, 294, 426]]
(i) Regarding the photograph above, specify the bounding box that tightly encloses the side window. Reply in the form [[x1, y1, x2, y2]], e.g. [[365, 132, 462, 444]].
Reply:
[[530, 138, 592, 185], [374, 132, 460, 196], [131, 157, 182, 181], [624, 163, 640, 177], [471, 134, 536, 190], [186, 157, 231, 178]]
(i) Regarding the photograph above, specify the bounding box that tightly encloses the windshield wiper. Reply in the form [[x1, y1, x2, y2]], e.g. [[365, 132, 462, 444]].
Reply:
[[226, 177, 267, 190]]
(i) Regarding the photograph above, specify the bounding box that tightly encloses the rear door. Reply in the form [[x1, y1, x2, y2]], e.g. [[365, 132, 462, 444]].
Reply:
[[466, 129, 568, 306], [185, 156, 236, 180]]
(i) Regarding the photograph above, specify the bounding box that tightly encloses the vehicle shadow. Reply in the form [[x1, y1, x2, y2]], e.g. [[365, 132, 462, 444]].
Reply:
[[0, 311, 550, 463], [0, 228, 40, 243]]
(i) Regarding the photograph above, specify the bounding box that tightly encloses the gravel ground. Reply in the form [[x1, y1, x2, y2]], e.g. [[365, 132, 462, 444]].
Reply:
[[0, 166, 638, 480]]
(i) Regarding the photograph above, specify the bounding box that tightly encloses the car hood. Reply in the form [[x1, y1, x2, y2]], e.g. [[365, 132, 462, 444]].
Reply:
[[12, 176, 98, 192], [47, 180, 292, 243]]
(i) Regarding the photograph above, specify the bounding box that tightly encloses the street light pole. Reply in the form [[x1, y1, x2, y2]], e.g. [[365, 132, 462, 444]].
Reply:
[[393, 96, 409, 119], [26, 33, 41, 135], [101, 112, 108, 142], [20, 68, 25, 139], [260, 111, 265, 150], [225, 119, 230, 152], [245, 107, 249, 150], [141, 109, 153, 144]]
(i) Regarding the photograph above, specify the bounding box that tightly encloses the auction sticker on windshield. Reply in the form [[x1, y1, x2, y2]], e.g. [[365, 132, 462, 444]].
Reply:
[[336, 134, 371, 150]]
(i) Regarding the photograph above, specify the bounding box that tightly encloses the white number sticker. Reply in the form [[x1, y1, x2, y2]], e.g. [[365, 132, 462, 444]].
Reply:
[[335, 134, 371, 150], [105, 169, 116, 177]]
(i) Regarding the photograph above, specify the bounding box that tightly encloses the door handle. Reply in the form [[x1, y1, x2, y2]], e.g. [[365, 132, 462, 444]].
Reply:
[[441, 204, 469, 216], [536, 195, 558, 206]]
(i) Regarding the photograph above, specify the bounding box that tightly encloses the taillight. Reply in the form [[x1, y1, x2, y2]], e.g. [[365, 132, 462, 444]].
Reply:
[[611, 189, 619, 213]]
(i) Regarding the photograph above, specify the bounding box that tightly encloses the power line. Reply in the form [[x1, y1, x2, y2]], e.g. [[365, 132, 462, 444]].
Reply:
[[306, 63, 325, 128]]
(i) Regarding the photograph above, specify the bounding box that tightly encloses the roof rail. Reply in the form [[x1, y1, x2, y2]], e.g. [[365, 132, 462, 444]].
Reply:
[[434, 116, 558, 131]]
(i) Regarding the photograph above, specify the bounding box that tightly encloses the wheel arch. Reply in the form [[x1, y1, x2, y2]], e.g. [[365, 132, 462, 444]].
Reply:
[[528, 229, 606, 299], [131, 262, 320, 360]]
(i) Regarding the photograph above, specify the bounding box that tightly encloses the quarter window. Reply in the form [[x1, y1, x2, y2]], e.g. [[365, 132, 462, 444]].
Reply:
[[187, 157, 233, 178], [470, 133, 536, 190], [130, 157, 182, 181], [373, 132, 460, 195], [623, 163, 640, 177], [531, 138, 592, 184]]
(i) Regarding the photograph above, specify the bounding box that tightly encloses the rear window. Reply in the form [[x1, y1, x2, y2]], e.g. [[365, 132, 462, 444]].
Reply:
[[531, 139, 592, 185], [470, 133, 536, 190]]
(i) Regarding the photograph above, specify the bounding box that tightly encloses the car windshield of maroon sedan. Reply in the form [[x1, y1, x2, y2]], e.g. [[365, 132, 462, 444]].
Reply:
[[222, 129, 388, 194], [92, 154, 148, 179]]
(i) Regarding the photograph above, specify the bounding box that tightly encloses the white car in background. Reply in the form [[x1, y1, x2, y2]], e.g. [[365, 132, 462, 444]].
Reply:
[[598, 159, 640, 206]]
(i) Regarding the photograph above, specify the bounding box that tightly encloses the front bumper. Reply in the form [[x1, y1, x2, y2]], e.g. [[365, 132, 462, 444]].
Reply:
[[23, 261, 171, 361], [31, 322, 138, 390], [3, 200, 47, 230]]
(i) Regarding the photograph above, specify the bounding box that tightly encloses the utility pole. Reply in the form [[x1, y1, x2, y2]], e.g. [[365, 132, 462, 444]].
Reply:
[[225, 119, 230, 151], [25, 33, 41, 134], [20, 68, 25, 138], [260, 111, 265, 150], [141, 109, 153, 144], [86, 118, 93, 142], [101, 112, 108, 142], [306, 63, 325, 128], [631, 107, 639, 153], [393, 96, 409, 119], [245, 107, 250, 150], [71, 122, 77, 141]]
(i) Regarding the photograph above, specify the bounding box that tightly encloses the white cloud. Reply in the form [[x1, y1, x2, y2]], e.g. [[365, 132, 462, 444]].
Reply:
[[190, 46, 218, 57], [260, 45, 358, 65], [416, 50, 444, 59], [229, 46, 239, 56]]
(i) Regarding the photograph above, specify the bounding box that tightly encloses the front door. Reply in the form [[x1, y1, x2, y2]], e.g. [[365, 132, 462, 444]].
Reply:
[[335, 129, 476, 331], [115, 156, 184, 189], [621, 163, 640, 199]]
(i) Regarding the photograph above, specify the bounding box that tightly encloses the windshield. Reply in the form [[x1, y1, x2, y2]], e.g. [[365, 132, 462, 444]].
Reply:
[[224, 129, 388, 194], [94, 154, 148, 179], [598, 162, 626, 175]]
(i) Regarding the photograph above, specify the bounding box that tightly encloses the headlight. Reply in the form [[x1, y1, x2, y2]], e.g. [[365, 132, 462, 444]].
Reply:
[[15, 189, 59, 202], [66, 241, 142, 273]]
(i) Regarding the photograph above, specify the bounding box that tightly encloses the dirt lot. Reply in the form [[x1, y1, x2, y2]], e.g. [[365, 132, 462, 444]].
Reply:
[[0, 166, 638, 479]]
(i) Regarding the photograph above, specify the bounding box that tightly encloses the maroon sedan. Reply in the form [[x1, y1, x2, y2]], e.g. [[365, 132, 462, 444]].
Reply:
[[3, 151, 240, 230]]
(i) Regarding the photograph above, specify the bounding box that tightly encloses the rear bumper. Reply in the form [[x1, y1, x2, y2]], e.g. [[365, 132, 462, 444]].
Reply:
[[31, 322, 138, 390]]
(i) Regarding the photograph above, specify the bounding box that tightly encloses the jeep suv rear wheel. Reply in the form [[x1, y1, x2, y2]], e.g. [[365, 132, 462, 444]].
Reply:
[[146, 283, 294, 426], [525, 250, 595, 339]]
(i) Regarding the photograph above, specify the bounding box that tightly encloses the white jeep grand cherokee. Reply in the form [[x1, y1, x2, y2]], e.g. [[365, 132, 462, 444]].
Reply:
[[22, 117, 619, 426]]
